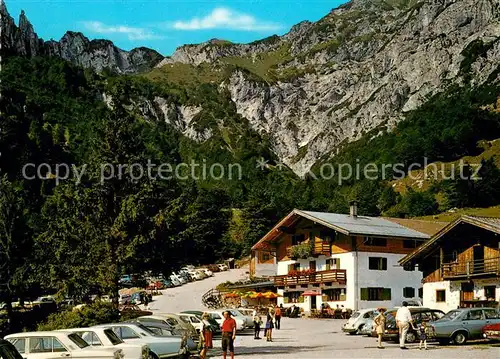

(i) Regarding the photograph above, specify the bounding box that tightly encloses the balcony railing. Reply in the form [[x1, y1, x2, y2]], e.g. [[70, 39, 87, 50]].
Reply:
[[442, 257, 500, 279], [274, 269, 346, 286], [313, 241, 331, 256]]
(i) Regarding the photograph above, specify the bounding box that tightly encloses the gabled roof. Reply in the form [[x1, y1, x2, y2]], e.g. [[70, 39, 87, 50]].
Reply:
[[251, 209, 431, 251], [399, 215, 500, 265]]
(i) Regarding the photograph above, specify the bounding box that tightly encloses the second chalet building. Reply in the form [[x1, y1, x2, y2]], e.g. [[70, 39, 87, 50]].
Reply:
[[251, 202, 446, 312]]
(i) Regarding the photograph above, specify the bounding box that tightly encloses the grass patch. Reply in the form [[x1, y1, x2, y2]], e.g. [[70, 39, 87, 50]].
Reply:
[[416, 205, 500, 222], [145, 63, 224, 86]]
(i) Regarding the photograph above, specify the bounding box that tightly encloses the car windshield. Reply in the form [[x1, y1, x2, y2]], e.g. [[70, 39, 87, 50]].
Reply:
[[68, 333, 89, 348], [440, 310, 462, 321], [104, 329, 123, 345], [350, 311, 360, 319], [133, 323, 156, 335]]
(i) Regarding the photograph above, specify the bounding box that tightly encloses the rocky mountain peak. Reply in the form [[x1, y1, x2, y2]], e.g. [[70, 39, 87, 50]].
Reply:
[[1, 3, 164, 73]]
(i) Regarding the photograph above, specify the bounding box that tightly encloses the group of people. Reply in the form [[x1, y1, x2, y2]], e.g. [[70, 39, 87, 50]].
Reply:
[[198, 305, 285, 359], [252, 304, 283, 341], [373, 301, 431, 350]]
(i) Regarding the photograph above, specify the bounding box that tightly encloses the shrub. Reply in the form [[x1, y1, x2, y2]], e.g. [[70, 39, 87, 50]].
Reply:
[[289, 242, 312, 259], [37, 302, 119, 331]]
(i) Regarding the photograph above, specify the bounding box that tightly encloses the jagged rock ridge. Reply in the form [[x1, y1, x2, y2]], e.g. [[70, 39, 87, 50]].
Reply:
[[157, 0, 500, 176], [0, 3, 164, 73]]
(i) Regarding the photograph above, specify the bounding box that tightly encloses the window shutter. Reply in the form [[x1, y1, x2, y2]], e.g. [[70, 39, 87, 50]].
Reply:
[[284, 297, 289, 304], [326, 260, 331, 271], [382, 258, 387, 270], [360, 288, 368, 300], [340, 293, 346, 301], [382, 288, 391, 300], [335, 258, 341, 269], [298, 295, 304, 303]]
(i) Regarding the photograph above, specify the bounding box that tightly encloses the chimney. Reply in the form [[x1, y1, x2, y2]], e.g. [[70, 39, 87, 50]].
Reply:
[[349, 200, 358, 217]]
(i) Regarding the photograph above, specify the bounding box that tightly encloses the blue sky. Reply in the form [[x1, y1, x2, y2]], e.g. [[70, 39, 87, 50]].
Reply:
[[6, 0, 348, 55]]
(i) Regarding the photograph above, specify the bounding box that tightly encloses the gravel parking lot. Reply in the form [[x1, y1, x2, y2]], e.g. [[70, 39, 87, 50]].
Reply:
[[144, 269, 499, 358]]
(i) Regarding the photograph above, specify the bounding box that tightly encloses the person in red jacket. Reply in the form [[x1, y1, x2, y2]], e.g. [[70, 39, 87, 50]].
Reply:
[[221, 311, 237, 359]]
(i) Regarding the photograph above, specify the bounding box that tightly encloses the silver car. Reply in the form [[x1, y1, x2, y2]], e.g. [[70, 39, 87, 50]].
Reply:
[[431, 307, 500, 345], [342, 308, 379, 335]]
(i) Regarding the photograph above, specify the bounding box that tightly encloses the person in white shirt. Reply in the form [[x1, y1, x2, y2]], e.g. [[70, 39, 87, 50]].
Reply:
[[395, 301, 413, 349]]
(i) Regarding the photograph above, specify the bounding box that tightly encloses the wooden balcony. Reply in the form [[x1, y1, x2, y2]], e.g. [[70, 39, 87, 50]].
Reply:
[[274, 269, 346, 287], [442, 257, 500, 279], [313, 241, 331, 257]]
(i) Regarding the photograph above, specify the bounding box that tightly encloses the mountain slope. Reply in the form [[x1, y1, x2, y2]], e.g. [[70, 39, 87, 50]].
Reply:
[[154, 0, 500, 176]]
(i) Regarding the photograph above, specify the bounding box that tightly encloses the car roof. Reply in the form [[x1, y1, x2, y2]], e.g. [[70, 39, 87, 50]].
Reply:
[[5, 331, 73, 338]]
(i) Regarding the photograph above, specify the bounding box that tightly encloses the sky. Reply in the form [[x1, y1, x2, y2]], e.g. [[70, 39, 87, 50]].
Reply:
[[6, 0, 348, 55]]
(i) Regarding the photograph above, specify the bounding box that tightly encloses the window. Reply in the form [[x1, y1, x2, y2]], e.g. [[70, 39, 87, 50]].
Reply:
[[368, 257, 387, 270], [360, 288, 391, 301], [365, 237, 387, 247], [403, 240, 417, 248], [418, 288, 423, 298], [431, 311, 444, 321], [323, 288, 344, 301], [11, 339, 25, 354], [451, 250, 458, 261], [210, 313, 222, 320], [80, 332, 102, 346], [103, 329, 123, 345], [466, 309, 484, 320], [436, 290, 446, 302], [288, 263, 300, 273], [284, 291, 301, 304], [484, 309, 500, 319], [0, 344, 22, 359], [29, 337, 66, 353], [484, 286, 496, 299], [261, 252, 271, 262], [326, 258, 340, 270], [403, 287, 415, 298], [320, 230, 335, 241], [403, 263, 414, 271], [118, 327, 140, 340], [190, 316, 201, 323], [291, 234, 305, 245], [52, 339, 66, 352]]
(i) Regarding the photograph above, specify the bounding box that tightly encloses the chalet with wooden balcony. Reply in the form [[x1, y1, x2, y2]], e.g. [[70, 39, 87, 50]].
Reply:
[[251, 201, 446, 312], [399, 215, 500, 312]]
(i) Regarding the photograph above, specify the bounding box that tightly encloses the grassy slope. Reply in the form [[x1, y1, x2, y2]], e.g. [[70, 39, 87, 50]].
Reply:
[[391, 138, 500, 194], [416, 205, 500, 222]]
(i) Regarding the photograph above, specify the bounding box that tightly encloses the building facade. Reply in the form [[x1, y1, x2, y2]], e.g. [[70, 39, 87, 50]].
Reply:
[[251, 204, 443, 313], [400, 216, 500, 313]]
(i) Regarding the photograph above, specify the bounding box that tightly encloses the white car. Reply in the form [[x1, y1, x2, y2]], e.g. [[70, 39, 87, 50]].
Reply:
[[198, 268, 213, 277], [62, 328, 149, 359], [187, 271, 204, 281], [227, 309, 254, 329], [342, 308, 379, 335], [217, 264, 228, 271], [177, 314, 203, 333], [169, 273, 186, 285], [5, 331, 123, 359], [206, 310, 246, 331], [93, 324, 187, 359]]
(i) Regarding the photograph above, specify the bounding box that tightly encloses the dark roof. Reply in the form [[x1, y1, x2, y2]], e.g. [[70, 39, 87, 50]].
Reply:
[[399, 215, 500, 265], [226, 281, 275, 290]]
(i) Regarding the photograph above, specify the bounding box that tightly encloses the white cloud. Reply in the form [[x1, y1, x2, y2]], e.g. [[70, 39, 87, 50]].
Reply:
[[171, 7, 282, 32], [82, 21, 162, 40]]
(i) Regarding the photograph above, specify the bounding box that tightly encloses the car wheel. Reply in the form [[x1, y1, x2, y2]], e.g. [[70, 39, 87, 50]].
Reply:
[[453, 331, 468, 345], [406, 331, 416, 343], [356, 324, 364, 335], [148, 351, 159, 359]]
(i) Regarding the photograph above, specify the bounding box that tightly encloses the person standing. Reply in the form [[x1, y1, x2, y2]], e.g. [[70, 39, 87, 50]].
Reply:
[[253, 313, 262, 339], [396, 301, 413, 349], [199, 312, 213, 359], [221, 311, 237, 359], [265, 307, 275, 342], [373, 308, 386, 349], [274, 305, 282, 330], [416, 319, 429, 350]]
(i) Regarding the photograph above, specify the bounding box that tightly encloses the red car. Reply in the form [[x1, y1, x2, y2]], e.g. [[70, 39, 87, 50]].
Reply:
[[483, 322, 500, 340]]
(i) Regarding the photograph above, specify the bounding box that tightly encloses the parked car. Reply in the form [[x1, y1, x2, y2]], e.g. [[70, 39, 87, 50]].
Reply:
[[207, 265, 220, 273], [177, 313, 204, 333], [125, 321, 196, 354], [5, 331, 123, 359], [180, 311, 220, 334], [169, 276, 181, 287], [0, 339, 24, 359], [342, 308, 379, 335], [139, 314, 198, 342], [198, 268, 213, 277], [236, 308, 255, 317], [431, 307, 500, 345], [62, 327, 149, 359], [482, 322, 500, 340], [169, 273, 186, 285], [206, 310, 246, 331], [32, 296, 56, 305], [93, 323, 188, 358], [195, 270, 207, 280], [383, 308, 445, 343], [217, 264, 229, 271], [187, 270, 204, 281], [228, 309, 254, 329]]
